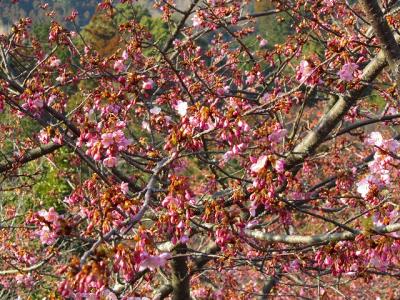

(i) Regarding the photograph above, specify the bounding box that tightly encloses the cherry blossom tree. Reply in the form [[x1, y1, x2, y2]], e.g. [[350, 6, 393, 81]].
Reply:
[[1, 0, 400, 299]]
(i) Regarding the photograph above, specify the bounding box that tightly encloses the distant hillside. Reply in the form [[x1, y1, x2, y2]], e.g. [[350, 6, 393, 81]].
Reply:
[[0, 0, 100, 33]]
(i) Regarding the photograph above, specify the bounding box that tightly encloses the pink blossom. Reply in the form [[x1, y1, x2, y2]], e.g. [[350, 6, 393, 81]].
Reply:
[[114, 59, 125, 73], [275, 159, 285, 173], [101, 290, 118, 300], [268, 128, 287, 143], [249, 201, 258, 217], [142, 79, 154, 90], [177, 220, 185, 229], [383, 139, 400, 152], [250, 155, 268, 173], [120, 182, 129, 195], [38, 130, 50, 144], [296, 60, 313, 84], [192, 13, 202, 27], [261, 93, 271, 103], [101, 132, 114, 148], [101, 131, 130, 150], [216, 86, 230, 96], [15, 273, 34, 288], [33, 98, 44, 109], [52, 135, 63, 145], [50, 58, 61, 68], [55, 73, 67, 84], [180, 235, 189, 244], [38, 225, 58, 245], [138, 252, 171, 271], [48, 95, 57, 105], [142, 121, 151, 132], [356, 175, 379, 198], [66, 9, 78, 22], [103, 156, 118, 168], [259, 39, 268, 47], [113, 130, 131, 150], [222, 151, 234, 162], [215, 228, 231, 247], [122, 50, 129, 60], [175, 100, 188, 116], [365, 131, 383, 147], [338, 62, 358, 81], [245, 73, 255, 85], [150, 106, 161, 115], [245, 219, 259, 229], [38, 207, 60, 225]]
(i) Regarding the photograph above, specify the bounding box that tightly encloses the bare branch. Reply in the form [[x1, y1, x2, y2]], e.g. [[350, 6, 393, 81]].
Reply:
[[246, 223, 400, 245], [0, 143, 62, 173]]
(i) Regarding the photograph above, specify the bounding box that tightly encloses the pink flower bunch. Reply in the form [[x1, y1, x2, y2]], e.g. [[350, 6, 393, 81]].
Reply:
[[175, 100, 188, 116], [35, 207, 61, 245], [215, 228, 232, 248], [100, 130, 131, 167], [138, 252, 171, 272], [259, 38, 268, 47], [114, 59, 125, 73], [356, 174, 381, 198], [250, 155, 268, 174], [21, 92, 44, 114], [192, 12, 204, 27], [49, 57, 61, 68], [114, 50, 129, 73], [268, 127, 288, 143], [222, 143, 246, 162], [142, 78, 155, 90], [356, 132, 400, 198], [101, 130, 131, 150], [296, 60, 319, 85], [64, 189, 84, 206], [216, 85, 230, 96], [274, 159, 285, 174], [38, 129, 51, 144], [338, 62, 358, 82], [15, 273, 34, 288]]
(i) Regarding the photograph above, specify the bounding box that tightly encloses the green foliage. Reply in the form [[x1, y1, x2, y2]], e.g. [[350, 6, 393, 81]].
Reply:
[[80, 4, 168, 56], [31, 21, 52, 44], [253, 1, 293, 46], [114, 3, 152, 26], [30, 149, 72, 209], [368, 92, 386, 109]]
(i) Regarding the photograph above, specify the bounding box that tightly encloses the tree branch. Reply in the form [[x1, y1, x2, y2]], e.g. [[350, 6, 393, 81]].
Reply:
[[359, 0, 400, 78], [0, 143, 62, 173], [260, 267, 281, 300], [171, 244, 190, 300], [246, 223, 400, 245]]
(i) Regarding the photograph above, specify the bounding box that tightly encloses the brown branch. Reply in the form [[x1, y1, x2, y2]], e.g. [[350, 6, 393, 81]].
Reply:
[[246, 223, 400, 245], [171, 244, 190, 300], [325, 113, 400, 140], [359, 0, 400, 78], [260, 267, 281, 300], [154, 242, 220, 299], [0, 143, 62, 173], [0, 253, 54, 275]]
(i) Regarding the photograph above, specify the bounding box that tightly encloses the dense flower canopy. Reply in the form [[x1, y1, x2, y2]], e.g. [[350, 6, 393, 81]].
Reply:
[[1, 0, 400, 299]]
